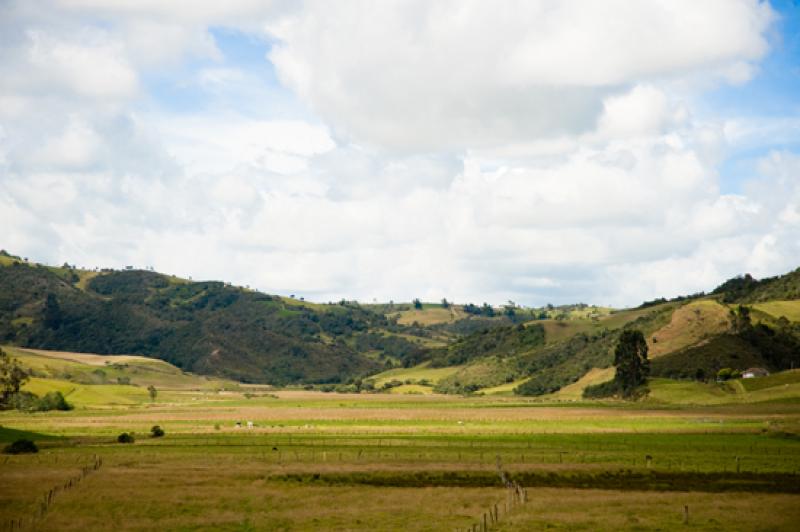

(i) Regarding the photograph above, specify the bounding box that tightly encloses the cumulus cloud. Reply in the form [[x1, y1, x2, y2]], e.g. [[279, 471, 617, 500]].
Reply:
[[268, 0, 774, 150], [0, 0, 798, 308]]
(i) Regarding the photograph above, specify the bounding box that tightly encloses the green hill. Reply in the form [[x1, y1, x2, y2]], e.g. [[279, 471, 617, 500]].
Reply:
[[0, 258, 425, 384], [3, 250, 799, 397], [1, 346, 240, 407], [646, 370, 800, 405], [712, 269, 800, 303]]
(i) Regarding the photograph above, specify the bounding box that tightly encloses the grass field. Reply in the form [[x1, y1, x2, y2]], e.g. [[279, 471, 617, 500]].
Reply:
[[394, 305, 467, 326], [5, 347, 235, 396], [548, 367, 616, 401], [646, 372, 800, 406], [368, 362, 464, 388], [752, 300, 800, 322], [2, 348, 800, 530]]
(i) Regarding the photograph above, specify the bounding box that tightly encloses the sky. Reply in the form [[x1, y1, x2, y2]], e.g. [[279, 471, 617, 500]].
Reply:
[[1, 0, 799, 308]]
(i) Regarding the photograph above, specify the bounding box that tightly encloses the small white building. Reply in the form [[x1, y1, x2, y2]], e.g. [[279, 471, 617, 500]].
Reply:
[[742, 367, 770, 379]]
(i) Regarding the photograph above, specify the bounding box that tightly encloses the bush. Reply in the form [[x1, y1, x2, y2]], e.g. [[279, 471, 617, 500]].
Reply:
[[117, 432, 135, 443], [3, 438, 38, 454], [150, 425, 165, 438], [35, 391, 73, 411], [582, 379, 621, 399], [7, 391, 73, 412]]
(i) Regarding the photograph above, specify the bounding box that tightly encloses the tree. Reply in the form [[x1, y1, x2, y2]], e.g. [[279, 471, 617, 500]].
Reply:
[[730, 305, 752, 333], [613, 330, 649, 396], [43, 293, 62, 329], [413, 298, 422, 310], [441, 298, 450, 309], [0, 348, 29, 407], [150, 425, 165, 438], [147, 385, 157, 402]]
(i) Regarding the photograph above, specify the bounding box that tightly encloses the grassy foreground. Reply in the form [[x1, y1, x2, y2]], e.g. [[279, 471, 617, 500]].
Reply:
[[1, 348, 799, 530], [2, 384, 800, 531]]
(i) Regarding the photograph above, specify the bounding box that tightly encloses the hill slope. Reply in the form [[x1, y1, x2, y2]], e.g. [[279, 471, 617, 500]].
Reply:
[[0, 258, 408, 384]]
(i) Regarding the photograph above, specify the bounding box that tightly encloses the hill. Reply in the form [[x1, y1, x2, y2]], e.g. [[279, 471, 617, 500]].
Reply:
[[3, 250, 799, 395], [645, 370, 800, 405], [1, 345, 239, 407], [0, 255, 428, 384], [712, 268, 800, 303]]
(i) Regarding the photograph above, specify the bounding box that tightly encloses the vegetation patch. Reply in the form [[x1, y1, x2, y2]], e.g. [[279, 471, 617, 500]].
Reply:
[[2, 438, 38, 454], [270, 470, 800, 493]]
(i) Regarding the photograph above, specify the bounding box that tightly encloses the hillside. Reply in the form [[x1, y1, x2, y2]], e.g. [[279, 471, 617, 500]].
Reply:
[[422, 284, 800, 398], [0, 255, 428, 384], [712, 268, 800, 303], [3, 250, 800, 395], [0, 346, 241, 408]]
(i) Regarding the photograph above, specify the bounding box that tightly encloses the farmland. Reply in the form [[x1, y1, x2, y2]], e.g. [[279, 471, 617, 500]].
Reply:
[[2, 353, 800, 530]]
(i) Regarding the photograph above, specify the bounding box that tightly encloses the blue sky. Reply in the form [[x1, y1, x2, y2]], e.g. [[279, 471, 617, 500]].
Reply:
[[705, 0, 800, 193], [1, 1, 799, 307]]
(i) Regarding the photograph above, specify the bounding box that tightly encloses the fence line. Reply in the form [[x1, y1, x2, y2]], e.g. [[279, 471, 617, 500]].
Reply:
[[3, 454, 103, 531]]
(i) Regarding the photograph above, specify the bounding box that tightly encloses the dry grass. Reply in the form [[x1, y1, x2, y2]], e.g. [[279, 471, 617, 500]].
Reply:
[[495, 488, 800, 531], [12, 347, 175, 368], [647, 300, 730, 358], [8, 454, 501, 531], [395, 307, 466, 326]]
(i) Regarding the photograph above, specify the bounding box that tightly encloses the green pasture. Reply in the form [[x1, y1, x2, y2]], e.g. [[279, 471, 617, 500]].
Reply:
[[752, 300, 800, 322], [2, 387, 800, 530], [2, 346, 800, 530], [6, 346, 234, 392], [369, 362, 463, 387]]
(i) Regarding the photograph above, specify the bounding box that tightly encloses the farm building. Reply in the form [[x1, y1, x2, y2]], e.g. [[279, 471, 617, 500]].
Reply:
[[742, 368, 770, 379]]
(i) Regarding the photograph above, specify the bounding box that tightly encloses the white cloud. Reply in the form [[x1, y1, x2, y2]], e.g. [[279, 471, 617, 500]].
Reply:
[[1, 0, 798, 308], [268, 0, 774, 150], [26, 29, 139, 100]]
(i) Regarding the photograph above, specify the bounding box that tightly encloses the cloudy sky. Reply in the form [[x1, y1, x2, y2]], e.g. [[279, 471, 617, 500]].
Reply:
[[1, 1, 799, 307]]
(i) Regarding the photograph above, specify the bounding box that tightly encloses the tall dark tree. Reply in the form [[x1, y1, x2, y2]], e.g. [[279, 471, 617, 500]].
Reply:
[[613, 329, 649, 396], [413, 298, 422, 310]]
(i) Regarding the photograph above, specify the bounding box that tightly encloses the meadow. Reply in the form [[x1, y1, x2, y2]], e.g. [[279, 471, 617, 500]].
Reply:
[[1, 349, 799, 530], [3, 382, 800, 531]]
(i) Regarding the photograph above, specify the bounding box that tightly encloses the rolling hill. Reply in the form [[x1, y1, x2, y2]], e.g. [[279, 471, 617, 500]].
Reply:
[[2, 250, 799, 396], [0, 253, 427, 384], [2, 346, 239, 408]]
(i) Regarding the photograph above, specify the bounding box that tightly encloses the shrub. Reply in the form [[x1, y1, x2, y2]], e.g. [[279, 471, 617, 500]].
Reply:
[[35, 391, 73, 411], [582, 379, 621, 399], [3, 439, 38, 454], [117, 432, 135, 443], [150, 425, 165, 438]]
